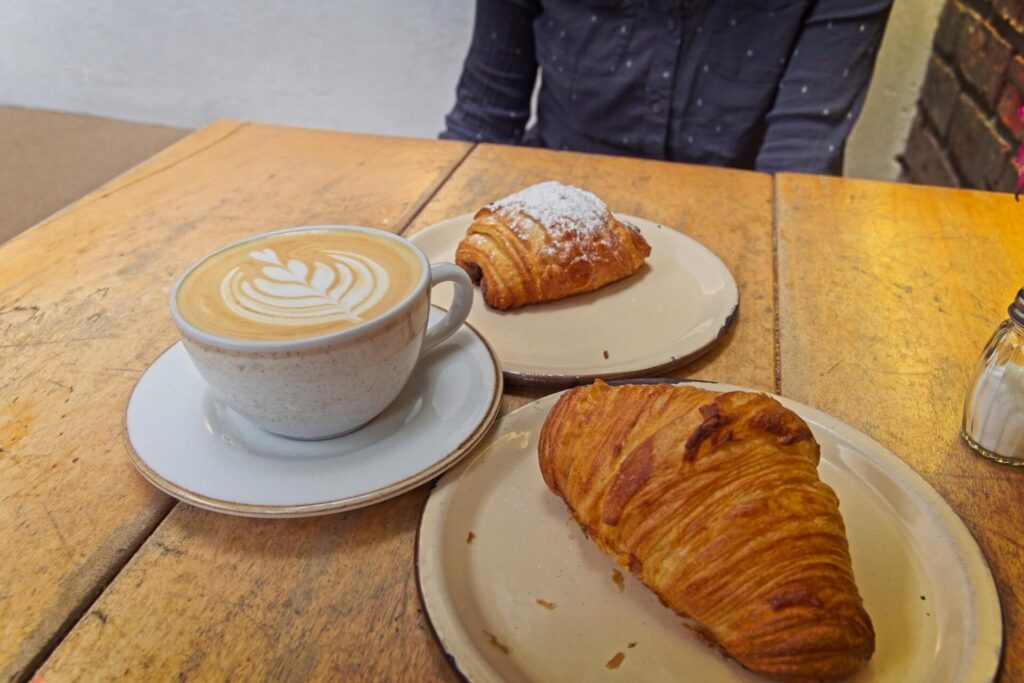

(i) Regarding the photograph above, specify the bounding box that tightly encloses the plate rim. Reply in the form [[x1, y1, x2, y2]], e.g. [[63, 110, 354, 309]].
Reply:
[[416, 379, 1004, 682], [408, 213, 739, 386], [123, 317, 504, 518]]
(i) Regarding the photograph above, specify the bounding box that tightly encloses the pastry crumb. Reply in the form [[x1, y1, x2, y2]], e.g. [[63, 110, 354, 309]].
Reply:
[[606, 652, 625, 669], [628, 642, 637, 648], [603, 350, 610, 359], [483, 630, 510, 654], [466, 531, 475, 544], [612, 569, 625, 593], [535, 598, 557, 610]]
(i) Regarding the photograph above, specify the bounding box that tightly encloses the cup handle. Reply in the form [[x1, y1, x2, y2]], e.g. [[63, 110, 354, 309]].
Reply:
[[421, 263, 474, 356]]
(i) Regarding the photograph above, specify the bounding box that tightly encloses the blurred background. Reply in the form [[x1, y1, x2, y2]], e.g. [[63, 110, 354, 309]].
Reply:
[[1, 0, 1019, 243]]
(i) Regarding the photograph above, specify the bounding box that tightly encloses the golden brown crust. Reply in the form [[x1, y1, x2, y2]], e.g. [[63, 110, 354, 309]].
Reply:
[[454, 183, 651, 310], [538, 381, 875, 682]]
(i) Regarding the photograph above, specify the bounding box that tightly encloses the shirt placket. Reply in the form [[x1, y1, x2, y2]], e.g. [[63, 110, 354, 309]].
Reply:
[[642, 0, 684, 159]]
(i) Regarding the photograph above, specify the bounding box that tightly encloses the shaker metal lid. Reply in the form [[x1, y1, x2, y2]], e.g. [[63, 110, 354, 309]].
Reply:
[[1010, 288, 1024, 327]]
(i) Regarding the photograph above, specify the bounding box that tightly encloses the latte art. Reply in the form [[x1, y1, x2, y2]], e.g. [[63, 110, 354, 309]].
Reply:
[[221, 248, 391, 326], [175, 228, 423, 342]]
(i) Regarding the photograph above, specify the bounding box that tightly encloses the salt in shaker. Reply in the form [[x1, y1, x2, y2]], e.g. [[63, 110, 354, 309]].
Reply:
[[962, 288, 1024, 465]]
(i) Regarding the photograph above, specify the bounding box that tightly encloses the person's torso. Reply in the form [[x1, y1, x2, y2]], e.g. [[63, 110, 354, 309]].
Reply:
[[531, 0, 812, 167]]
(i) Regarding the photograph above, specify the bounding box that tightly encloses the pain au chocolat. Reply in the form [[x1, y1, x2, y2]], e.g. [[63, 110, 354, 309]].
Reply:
[[538, 380, 874, 682], [455, 181, 651, 310]]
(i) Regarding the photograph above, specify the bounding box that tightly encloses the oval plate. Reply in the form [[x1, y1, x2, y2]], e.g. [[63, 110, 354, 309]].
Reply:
[[417, 381, 1002, 682], [409, 214, 738, 385]]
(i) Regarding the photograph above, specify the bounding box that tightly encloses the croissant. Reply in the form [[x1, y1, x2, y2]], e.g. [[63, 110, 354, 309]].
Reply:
[[455, 181, 651, 310], [538, 381, 874, 682]]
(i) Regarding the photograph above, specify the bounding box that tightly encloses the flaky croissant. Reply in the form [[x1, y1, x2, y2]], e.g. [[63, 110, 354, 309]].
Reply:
[[455, 181, 651, 310], [538, 381, 874, 682]]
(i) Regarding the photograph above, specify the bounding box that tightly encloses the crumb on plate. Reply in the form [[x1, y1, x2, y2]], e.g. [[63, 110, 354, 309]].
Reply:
[[483, 629, 510, 655], [606, 652, 625, 669]]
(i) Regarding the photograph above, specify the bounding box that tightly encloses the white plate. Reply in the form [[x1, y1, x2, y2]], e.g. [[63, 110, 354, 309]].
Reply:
[[409, 215, 738, 384], [125, 308, 502, 517], [418, 381, 1002, 682]]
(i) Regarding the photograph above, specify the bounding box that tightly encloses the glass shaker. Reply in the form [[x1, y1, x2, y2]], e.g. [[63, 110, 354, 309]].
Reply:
[[962, 288, 1024, 465]]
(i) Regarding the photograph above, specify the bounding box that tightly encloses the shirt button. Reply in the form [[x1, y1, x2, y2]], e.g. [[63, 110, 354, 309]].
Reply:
[[652, 101, 663, 113]]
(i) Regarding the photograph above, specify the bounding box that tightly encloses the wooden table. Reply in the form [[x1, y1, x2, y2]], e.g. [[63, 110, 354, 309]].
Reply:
[[1, 121, 1020, 681]]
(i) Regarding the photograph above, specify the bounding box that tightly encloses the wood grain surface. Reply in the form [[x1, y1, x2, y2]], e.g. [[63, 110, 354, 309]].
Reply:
[[0, 121, 471, 683], [776, 172, 1023, 681], [16, 128, 1017, 682], [34, 140, 775, 681]]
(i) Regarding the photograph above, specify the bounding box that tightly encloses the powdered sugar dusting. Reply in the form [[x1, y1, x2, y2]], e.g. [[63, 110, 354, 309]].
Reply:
[[490, 181, 609, 236]]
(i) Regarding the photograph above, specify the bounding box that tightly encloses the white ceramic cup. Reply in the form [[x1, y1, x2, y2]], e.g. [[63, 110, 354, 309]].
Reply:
[[170, 225, 473, 439]]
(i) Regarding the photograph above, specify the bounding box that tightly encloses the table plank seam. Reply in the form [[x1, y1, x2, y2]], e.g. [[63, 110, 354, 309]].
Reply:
[[16, 501, 176, 683], [89, 122, 250, 202], [0, 122, 250, 255], [772, 173, 782, 395], [396, 143, 476, 236]]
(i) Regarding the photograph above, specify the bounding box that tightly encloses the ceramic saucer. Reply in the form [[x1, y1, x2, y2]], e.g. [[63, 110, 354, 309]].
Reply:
[[125, 308, 502, 517]]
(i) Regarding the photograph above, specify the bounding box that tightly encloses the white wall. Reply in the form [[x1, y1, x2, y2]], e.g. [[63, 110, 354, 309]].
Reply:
[[845, 0, 945, 180], [0, 0, 474, 138], [0, 0, 938, 180]]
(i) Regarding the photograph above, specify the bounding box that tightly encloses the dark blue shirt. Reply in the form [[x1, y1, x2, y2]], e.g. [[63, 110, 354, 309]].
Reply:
[[442, 0, 892, 174]]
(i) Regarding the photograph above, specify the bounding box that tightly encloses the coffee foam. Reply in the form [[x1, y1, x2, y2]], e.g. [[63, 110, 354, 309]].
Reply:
[[222, 247, 391, 326], [176, 229, 422, 342]]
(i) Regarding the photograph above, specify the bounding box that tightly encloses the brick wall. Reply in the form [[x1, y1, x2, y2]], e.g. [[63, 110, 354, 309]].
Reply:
[[900, 0, 1024, 192]]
